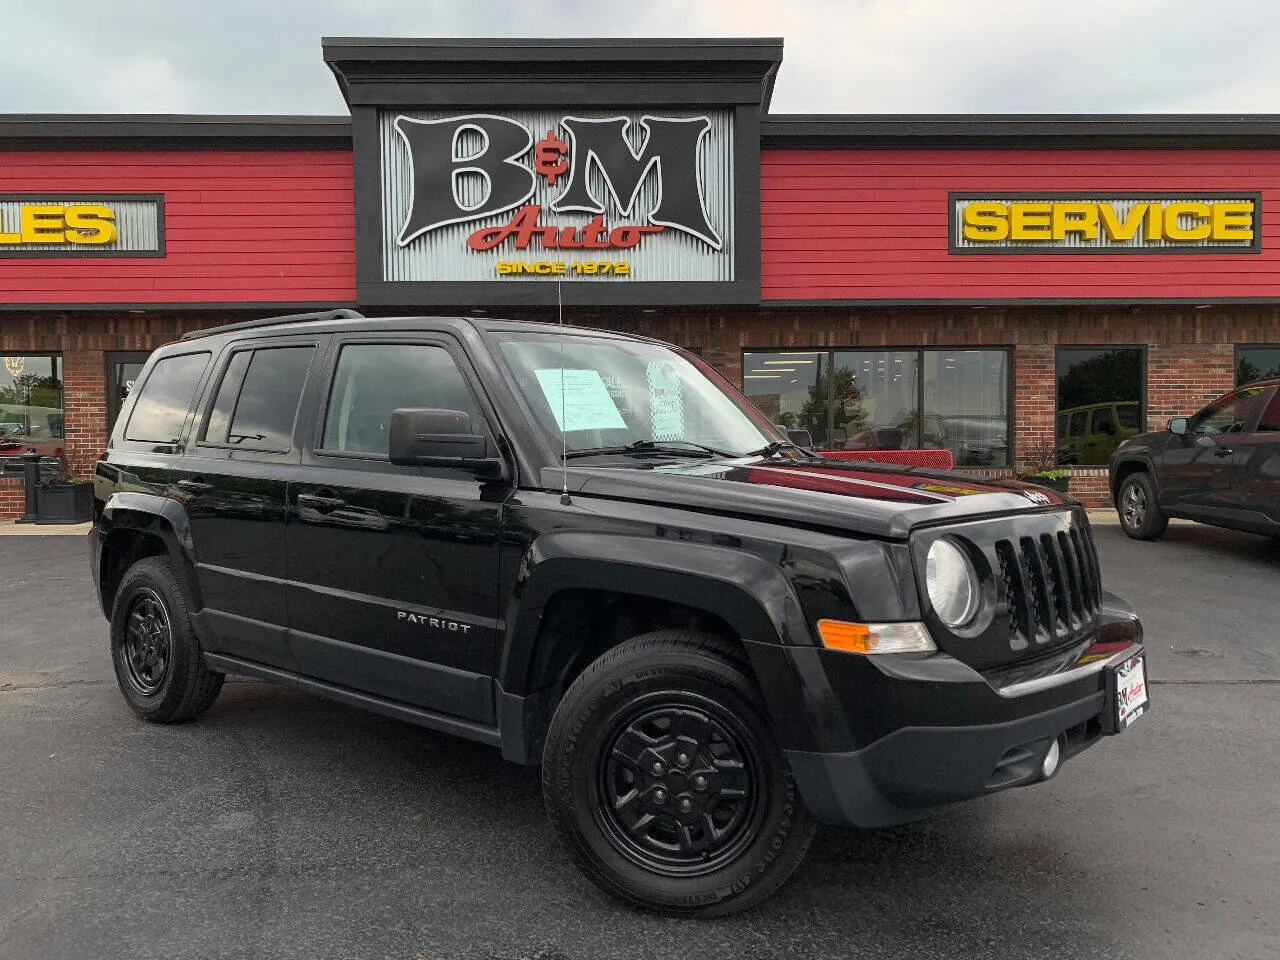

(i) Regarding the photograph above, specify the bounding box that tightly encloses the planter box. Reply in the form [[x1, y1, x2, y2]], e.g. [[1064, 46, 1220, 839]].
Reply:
[[1021, 475, 1071, 494], [35, 483, 94, 524]]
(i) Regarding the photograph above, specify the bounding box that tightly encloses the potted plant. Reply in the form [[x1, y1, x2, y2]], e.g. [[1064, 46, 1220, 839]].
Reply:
[[35, 457, 94, 524], [1018, 436, 1072, 494]]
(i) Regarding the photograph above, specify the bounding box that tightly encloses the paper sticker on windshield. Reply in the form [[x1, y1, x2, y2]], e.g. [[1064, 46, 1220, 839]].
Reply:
[[535, 368, 628, 432], [646, 361, 684, 441]]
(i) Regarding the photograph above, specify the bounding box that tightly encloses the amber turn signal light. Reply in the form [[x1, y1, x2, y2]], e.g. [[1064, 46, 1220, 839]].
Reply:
[[816, 619, 936, 654]]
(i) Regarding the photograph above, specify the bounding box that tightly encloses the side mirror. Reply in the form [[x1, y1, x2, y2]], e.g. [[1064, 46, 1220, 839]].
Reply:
[[389, 408, 506, 478], [1168, 417, 1188, 436]]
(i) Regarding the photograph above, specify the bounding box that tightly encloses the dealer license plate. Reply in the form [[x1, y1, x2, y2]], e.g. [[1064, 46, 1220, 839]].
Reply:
[[1112, 653, 1148, 731]]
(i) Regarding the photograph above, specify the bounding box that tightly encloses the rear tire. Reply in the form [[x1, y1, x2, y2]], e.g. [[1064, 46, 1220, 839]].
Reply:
[[1117, 472, 1168, 541], [110, 556, 223, 723], [541, 630, 816, 916]]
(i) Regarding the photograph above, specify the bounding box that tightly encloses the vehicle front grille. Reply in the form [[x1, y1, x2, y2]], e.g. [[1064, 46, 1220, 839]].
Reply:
[[994, 522, 1102, 652]]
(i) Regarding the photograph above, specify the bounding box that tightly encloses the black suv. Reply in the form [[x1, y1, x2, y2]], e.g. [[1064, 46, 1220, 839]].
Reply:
[[1110, 379, 1280, 541], [91, 311, 1147, 915]]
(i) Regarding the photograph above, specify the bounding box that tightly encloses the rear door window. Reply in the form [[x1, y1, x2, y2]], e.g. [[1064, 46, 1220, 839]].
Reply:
[[1092, 407, 1115, 436], [203, 346, 315, 452], [124, 352, 211, 445]]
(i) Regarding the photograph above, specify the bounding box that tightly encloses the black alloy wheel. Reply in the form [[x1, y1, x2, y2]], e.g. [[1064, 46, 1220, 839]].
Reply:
[[110, 556, 224, 722], [542, 630, 816, 916], [596, 698, 766, 876], [120, 589, 173, 696]]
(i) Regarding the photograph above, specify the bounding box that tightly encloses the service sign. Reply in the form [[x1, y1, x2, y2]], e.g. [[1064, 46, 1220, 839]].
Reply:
[[950, 193, 1261, 254], [379, 109, 734, 282], [0, 194, 164, 258]]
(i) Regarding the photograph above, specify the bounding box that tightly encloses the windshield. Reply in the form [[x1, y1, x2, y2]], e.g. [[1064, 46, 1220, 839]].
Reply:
[[496, 334, 782, 459]]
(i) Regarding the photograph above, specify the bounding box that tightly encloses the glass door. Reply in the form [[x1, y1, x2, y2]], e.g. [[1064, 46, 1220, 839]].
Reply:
[[106, 352, 152, 432]]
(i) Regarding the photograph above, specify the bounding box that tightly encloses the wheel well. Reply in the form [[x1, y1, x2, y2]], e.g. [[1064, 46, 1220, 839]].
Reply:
[[100, 527, 167, 614], [521, 589, 749, 754], [1111, 460, 1149, 500]]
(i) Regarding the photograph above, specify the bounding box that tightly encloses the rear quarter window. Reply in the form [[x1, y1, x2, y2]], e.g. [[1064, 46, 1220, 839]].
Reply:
[[124, 352, 211, 445]]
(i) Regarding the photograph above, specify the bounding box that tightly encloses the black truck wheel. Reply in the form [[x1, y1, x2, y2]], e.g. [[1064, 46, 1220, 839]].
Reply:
[[541, 630, 815, 916], [110, 557, 223, 723], [1117, 472, 1168, 541]]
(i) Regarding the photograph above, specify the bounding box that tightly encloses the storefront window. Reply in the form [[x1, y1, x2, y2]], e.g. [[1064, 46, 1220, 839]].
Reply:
[[1055, 347, 1144, 466], [0, 354, 64, 459], [742, 348, 1010, 466], [740, 351, 828, 448], [1236, 345, 1280, 385], [923, 351, 1010, 467], [830, 351, 919, 451]]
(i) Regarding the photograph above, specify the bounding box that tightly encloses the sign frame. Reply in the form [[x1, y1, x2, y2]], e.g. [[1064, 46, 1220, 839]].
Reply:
[[948, 191, 1263, 256], [0, 193, 166, 259]]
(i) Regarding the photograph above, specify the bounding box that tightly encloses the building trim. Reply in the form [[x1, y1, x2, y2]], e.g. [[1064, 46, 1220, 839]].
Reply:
[[0, 115, 352, 150]]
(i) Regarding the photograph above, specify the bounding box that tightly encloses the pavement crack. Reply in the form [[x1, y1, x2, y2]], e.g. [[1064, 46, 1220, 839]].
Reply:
[[0, 679, 108, 692]]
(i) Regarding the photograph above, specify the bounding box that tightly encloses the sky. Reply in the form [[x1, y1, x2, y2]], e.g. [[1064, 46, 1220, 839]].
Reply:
[[0, 0, 1277, 116]]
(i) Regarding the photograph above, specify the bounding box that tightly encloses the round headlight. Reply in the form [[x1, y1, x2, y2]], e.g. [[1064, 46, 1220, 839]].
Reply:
[[925, 539, 979, 628]]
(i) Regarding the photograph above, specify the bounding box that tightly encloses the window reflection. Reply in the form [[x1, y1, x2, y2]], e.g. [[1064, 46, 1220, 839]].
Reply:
[[742, 348, 1010, 467], [0, 354, 64, 465], [740, 352, 827, 448], [1236, 346, 1280, 385], [1055, 347, 1143, 466]]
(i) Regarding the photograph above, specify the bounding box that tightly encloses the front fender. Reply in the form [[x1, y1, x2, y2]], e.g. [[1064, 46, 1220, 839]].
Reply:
[[499, 530, 848, 754]]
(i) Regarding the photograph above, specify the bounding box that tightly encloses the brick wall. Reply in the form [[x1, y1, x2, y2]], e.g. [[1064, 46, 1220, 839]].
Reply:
[[0, 477, 24, 518]]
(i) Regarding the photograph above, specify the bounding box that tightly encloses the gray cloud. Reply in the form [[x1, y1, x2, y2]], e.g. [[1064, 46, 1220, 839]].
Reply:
[[0, 0, 1277, 116]]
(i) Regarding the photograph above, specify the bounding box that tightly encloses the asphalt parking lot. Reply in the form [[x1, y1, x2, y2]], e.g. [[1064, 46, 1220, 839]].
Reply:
[[1, 520, 1277, 960]]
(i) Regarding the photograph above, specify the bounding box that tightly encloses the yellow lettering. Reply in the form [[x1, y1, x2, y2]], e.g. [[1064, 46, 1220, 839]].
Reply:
[[1162, 201, 1211, 241], [1009, 202, 1052, 240], [1098, 202, 1146, 242], [551, 261, 567, 274], [534, 262, 552, 274], [962, 201, 1009, 241], [495, 262, 512, 274], [1211, 201, 1254, 240], [63, 204, 117, 245], [1144, 202, 1163, 241], [1050, 202, 1099, 241], [20, 205, 66, 243]]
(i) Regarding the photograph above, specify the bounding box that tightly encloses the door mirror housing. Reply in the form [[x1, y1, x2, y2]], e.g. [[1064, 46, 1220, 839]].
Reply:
[[1168, 417, 1188, 435], [388, 408, 506, 478]]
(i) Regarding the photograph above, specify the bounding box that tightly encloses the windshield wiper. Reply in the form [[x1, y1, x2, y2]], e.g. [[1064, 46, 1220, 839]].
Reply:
[[563, 439, 736, 460], [746, 439, 808, 458]]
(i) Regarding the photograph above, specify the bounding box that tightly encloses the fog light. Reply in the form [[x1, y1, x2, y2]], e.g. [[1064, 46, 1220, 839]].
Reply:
[[1040, 738, 1062, 780]]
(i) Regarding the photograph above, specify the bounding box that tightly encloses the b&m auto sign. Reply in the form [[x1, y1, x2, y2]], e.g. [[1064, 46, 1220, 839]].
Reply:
[[378, 109, 735, 282]]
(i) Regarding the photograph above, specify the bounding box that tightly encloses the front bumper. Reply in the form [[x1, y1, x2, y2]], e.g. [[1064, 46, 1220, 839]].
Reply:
[[780, 593, 1145, 827]]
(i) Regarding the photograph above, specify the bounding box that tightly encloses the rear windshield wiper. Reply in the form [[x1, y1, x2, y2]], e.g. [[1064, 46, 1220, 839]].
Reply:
[[564, 439, 736, 460]]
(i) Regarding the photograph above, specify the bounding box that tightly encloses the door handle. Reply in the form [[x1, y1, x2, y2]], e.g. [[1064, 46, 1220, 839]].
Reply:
[[297, 492, 347, 513], [1213, 447, 1235, 457], [175, 478, 212, 494]]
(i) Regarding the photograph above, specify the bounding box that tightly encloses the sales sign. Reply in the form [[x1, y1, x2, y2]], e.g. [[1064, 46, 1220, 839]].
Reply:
[[379, 109, 735, 282], [0, 195, 165, 258], [950, 194, 1261, 253]]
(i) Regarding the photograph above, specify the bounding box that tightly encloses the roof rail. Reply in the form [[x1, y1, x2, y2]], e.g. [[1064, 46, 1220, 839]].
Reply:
[[180, 308, 365, 341]]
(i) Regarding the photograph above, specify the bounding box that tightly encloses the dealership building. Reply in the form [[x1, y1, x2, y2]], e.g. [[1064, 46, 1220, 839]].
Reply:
[[4, 36, 1280, 515]]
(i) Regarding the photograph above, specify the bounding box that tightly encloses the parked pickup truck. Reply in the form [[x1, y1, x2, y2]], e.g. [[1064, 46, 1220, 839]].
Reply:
[[90, 310, 1148, 915]]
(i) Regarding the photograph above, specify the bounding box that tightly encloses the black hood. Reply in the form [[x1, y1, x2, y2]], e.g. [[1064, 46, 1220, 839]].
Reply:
[[544, 456, 1074, 539]]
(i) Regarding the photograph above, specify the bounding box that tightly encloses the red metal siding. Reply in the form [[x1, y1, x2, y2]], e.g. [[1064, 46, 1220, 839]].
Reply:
[[0, 150, 354, 304], [761, 148, 1280, 301]]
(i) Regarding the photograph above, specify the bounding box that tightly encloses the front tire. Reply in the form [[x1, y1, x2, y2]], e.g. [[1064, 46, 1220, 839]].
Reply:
[[110, 556, 223, 722], [541, 631, 815, 916], [1117, 472, 1168, 541]]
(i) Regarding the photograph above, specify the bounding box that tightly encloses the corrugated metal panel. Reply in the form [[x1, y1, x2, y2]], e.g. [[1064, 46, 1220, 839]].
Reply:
[[952, 197, 1257, 250], [0, 197, 161, 254], [380, 109, 734, 283]]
